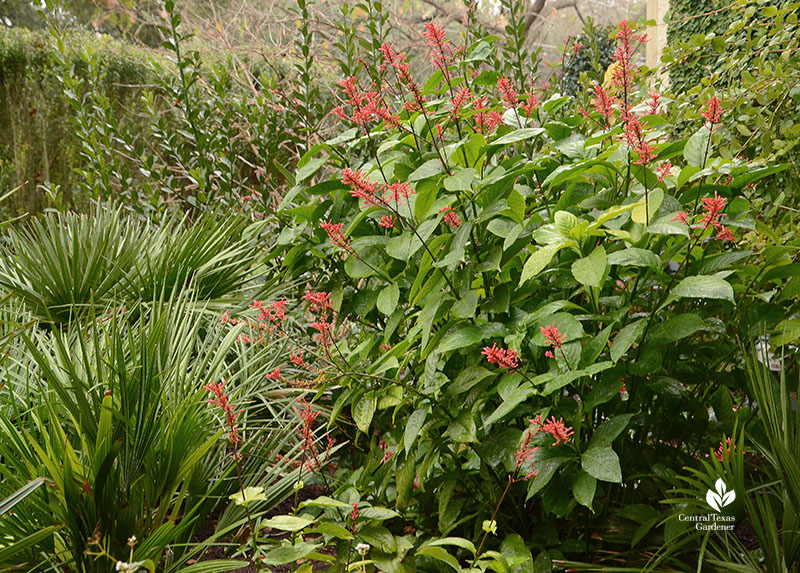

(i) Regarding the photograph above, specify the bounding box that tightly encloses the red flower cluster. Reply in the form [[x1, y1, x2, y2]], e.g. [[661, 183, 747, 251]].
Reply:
[[349, 502, 359, 533], [380, 42, 426, 114], [472, 96, 503, 133], [320, 220, 356, 257], [714, 437, 740, 461], [513, 427, 539, 481], [591, 83, 617, 128], [532, 414, 574, 446], [439, 206, 461, 228], [482, 344, 519, 370], [647, 91, 661, 115], [304, 291, 332, 312], [341, 168, 415, 209], [623, 114, 656, 165], [334, 76, 399, 128], [702, 96, 722, 128], [266, 367, 281, 380], [497, 76, 518, 108], [423, 22, 455, 78], [611, 20, 647, 96], [656, 161, 672, 182], [446, 87, 471, 124], [295, 396, 329, 471], [700, 192, 734, 241], [378, 215, 397, 229], [203, 381, 244, 451]]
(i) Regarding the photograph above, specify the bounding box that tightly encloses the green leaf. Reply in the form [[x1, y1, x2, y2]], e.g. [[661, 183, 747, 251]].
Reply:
[[261, 542, 322, 565], [296, 156, 327, 182], [610, 320, 646, 362], [353, 392, 376, 434], [606, 248, 661, 267], [360, 506, 401, 520], [405, 407, 428, 452], [449, 365, 493, 394], [262, 515, 314, 532], [491, 127, 546, 146], [229, 486, 267, 506], [571, 246, 606, 288], [671, 275, 735, 304], [683, 126, 712, 168], [437, 326, 483, 353], [416, 546, 461, 571], [444, 168, 477, 192], [520, 243, 566, 284], [299, 496, 352, 509], [377, 284, 400, 316], [484, 384, 536, 425], [554, 210, 579, 237], [572, 471, 597, 510], [359, 525, 396, 552], [421, 537, 477, 555], [649, 314, 706, 345], [445, 410, 477, 443], [408, 158, 445, 182], [631, 188, 663, 225], [313, 522, 353, 540], [589, 414, 634, 449], [179, 561, 250, 573], [581, 447, 622, 483], [0, 478, 45, 517], [580, 323, 614, 368]]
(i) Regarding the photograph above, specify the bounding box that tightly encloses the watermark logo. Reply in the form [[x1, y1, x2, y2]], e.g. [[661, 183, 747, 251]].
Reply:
[[706, 478, 735, 512], [678, 477, 737, 530]]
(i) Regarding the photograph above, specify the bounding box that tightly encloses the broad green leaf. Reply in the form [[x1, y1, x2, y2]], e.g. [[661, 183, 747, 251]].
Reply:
[[491, 127, 546, 146], [520, 243, 565, 284], [580, 323, 614, 368], [527, 456, 569, 498], [437, 326, 483, 353], [571, 246, 606, 288], [540, 361, 613, 395], [589, 414, 634, 449], [446, 410, 477, 443], [444, 168, 478, 192], [299, 496, 352, 509], [554, 210, 579, 237], [631, 188, 663, 224], [684, 126, 712, 168], [610, 320, 646, 362], [408, 158, 445, 182], [376, 284, 400, 316], [421, 537, 477, 555], [262, 515, 314, 532], [649, 314, 706, 345], [261, 542, 322, 565], [582, 446, 622, 483], [484, 384, 536, 425], [449, 365, 493, 394], [296, 156, 327, 182], [353, 393, 376, 434], [572, 471, 597, 510], [360, 506, 401, 520], [359, 525, 396, 552], [671, 275, 735, 304], [405, 407, 428, 452], [229, 486, 267, 506], [416, 546, 461, 571], [313, 522, 353, 540], [606, 248, 661, 267]]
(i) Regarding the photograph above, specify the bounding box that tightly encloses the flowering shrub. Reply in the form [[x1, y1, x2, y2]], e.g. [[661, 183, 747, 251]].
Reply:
[[269, 17, 796, 569]]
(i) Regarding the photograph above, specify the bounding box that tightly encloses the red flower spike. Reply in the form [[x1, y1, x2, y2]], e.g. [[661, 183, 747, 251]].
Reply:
[[532, 415, 575, 446], [378, 215, 397, 229], [497, 76, 518, 108], [540, 323, 565, 348], [671, 211, 689, 225], [423, 22, 455, 77], [702, 96, 722, 127], [656, 161, 672, 182], [303, 291, 333, 313], [266, 367, 281, 380], [647, 91, 661, 115], [320, 220, 355, 257], [714, 437, 741, 461], [482, 344, 520, 370], [716, 226, 735, 242], [204, 381, 244, 446]]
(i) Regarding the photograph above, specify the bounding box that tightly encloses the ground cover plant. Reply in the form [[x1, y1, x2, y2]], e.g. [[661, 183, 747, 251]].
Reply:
[[0, 1, 799, 572]]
